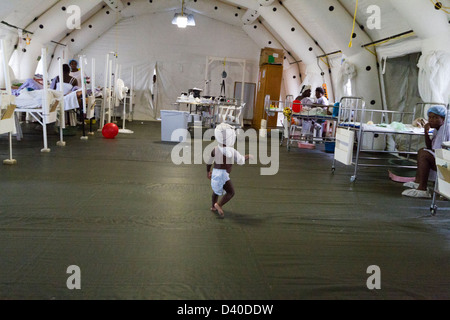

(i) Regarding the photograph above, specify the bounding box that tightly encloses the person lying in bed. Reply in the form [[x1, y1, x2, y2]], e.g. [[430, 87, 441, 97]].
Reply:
[[12, 78, 43, 96], [402, 105, 450, 198]]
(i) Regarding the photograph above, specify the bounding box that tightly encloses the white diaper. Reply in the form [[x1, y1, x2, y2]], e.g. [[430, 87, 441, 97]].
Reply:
[[211, 169, 230, 196]]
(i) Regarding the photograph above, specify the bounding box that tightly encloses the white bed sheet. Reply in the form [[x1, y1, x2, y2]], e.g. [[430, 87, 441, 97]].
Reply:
[[13, 89, 80, 111], [339, 122, 430, 135], [362, 123, 428, 134]]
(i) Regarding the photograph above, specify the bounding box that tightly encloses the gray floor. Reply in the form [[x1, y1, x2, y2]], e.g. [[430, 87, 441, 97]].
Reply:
[[0, 120, 449, 300]]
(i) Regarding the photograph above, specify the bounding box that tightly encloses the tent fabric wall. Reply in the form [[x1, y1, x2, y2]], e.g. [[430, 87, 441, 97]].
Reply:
[[282, 0, 380, 108], [225, 0, 325, 76], [47, 46, 70, 79], [383, 52, 424, 152], [0, 0, 447, 119], [389, 0, 449, 41], [340, 0, 412, 41], [384, 53, 422, 114], [78, 11, 260, 121], [0, 0, 59, 32], [0, 28, 17, 87], [375, 38, 423, 61], [187, 0, 245, 27], [15, 0, 102, 80], [129, 60, 156, 120], [64, 7, 119, 58], [242, 22, 302, 98], [417, 51, 450, 104]]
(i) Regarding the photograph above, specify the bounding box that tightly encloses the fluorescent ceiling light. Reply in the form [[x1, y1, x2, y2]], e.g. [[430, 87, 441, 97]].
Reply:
[[171, 0, 195, 28], [172, 13, 195, 28]]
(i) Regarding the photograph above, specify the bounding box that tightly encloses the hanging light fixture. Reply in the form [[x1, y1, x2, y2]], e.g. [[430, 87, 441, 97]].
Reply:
[[172, 0, 195, 28]]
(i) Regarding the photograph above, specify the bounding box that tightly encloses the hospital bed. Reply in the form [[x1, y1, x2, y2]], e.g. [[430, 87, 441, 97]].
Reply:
[[332, 97, 447, 182], [12, 51, 95, 151], [287, 103, 338, 151], [11, 50, 67, 151], [13, 87, 67, 152]]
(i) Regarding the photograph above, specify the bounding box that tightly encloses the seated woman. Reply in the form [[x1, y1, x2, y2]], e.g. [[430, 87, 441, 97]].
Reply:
[[296, 85, 313, 106], [402, 105, 450, 198], [69, 59, 89, 88]]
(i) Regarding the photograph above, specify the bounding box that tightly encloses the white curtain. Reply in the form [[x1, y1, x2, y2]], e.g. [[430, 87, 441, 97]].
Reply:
[[131, 60, 156, 120], [339, 61, 357, 98], [0, 29, 17, 87], [154, 60, 206, 120], [384, 53, 422, 114], [417, 50, 450, 104], [329, 58, 357, 101], [383, 53, 423, 151]]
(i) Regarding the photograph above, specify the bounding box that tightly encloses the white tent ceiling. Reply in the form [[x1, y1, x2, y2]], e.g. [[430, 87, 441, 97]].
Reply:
[[1, 0, 448, 55], [0, 0, 449, 119]]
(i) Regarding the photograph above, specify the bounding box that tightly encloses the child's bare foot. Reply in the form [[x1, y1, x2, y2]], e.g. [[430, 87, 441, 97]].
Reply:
[[214, 203, 224, 218], [210, 207, 217, 212]]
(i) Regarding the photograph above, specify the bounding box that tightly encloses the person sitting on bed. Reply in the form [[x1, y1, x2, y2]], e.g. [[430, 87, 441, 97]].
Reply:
[[50, 64, 78, 94], [402, 105, 450, 198], [296, 85, 313, 107], [314, 87, 329, 106], [50, 64, 84, 125]]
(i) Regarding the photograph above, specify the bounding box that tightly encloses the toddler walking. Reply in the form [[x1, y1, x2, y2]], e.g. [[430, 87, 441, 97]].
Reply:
[[206, 123, 252, 218]]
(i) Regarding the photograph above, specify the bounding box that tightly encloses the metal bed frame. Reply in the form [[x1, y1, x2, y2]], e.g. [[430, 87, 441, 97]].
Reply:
[[332, 97, 446, 182], [287, 103, 338, 151]]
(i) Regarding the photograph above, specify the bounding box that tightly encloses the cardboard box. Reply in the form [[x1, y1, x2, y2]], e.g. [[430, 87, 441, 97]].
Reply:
[[437, 165, 450, 182], [260, 47, 284, 66]]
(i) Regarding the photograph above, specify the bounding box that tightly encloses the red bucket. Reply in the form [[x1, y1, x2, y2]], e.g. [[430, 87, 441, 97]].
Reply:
[[292, 100, 302, 113]]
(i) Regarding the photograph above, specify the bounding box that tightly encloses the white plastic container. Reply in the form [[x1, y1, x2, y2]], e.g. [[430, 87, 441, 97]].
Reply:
[[160, 110, 189, 142]]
